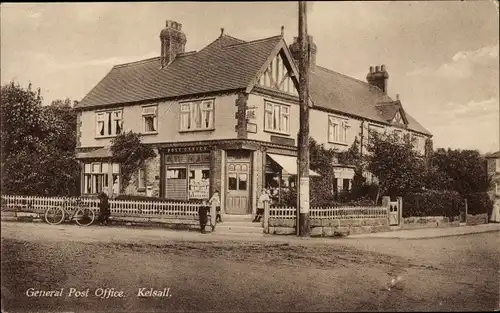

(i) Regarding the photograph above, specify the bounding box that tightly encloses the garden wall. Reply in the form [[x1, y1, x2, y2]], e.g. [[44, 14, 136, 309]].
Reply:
[[267, 217, 390, 237]]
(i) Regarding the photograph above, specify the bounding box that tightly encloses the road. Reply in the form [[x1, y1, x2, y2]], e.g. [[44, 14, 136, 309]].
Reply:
[[1, 222, 499, 312]]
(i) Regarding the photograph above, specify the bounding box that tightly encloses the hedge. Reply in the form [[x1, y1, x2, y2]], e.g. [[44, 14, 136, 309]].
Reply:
[[464, 192, 493, 215], [402, 190, 463, 218]]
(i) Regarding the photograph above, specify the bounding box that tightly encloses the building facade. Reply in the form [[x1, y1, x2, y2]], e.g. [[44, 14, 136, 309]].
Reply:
[[75, 20, 432, 215]]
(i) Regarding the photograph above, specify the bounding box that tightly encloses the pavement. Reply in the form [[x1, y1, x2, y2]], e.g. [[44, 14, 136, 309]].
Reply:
[[1, 215, 499, 243], [348, 222, 500, 239]]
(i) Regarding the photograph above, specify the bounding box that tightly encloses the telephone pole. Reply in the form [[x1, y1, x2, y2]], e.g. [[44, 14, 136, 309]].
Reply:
[[297, 0, 310, 237]]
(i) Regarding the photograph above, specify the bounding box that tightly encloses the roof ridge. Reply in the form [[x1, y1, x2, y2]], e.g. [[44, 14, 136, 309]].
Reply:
[[113, 56, 160, 69], [224, 35, 282, 49], [197, 34, 246, 54], [221, 34, 246, 43], [315, 65, 393, 99]]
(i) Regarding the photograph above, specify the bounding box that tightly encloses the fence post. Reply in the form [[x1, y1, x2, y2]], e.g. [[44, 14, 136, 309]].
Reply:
[[263, 200, 270, 233], [397, 196, 403, 226], [210, 201, 216, 230], [465, 198, 468, 225], [382, 196, 390, 223]]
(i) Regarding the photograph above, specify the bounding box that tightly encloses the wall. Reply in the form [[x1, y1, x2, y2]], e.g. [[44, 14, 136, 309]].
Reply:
[[267, 217, 390, 236], [124, 148, 161, 197], [78, 93, 239, 148]]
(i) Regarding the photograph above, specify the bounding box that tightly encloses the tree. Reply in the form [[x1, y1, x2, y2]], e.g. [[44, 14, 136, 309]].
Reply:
[[1, 82, 80, 196], [308, 138, 337, 206], [110, 131, 157, 192], [365, 130, 426, 202], [430, 148, 490, 194]]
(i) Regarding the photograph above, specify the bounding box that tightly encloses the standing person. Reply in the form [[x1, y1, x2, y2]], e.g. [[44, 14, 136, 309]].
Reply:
[[198, 199, 210, 233], [209, 190, 222, 223], [254, 188, 270, 222], [98, 192, 111, 226]]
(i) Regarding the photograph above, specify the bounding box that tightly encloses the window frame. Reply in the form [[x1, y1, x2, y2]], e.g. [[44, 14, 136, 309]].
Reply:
[[179, 99, 215, 132], [95, 109, 123, 138], [328, 115, 350, 145], [138, 168, 146, 190], [142, 105, 158, 134], [263, 100, 290, 135]]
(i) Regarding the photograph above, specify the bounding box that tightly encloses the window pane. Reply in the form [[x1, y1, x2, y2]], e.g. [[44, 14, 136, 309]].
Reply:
[[84, 163, 91, 173], [112, 163, 120, 174], [238, 173, 248, 190], [101, 163, 108, 174], [92, 163, 101, 173], [228, 173, 237, 190], [144, 116, 156, 132]]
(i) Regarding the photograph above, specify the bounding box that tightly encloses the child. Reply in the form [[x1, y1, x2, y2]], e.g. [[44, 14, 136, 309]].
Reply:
[[209, 190, 222, 223], [254, 188, 270, 222], [98, 192, 111, 225], [198, 199, 210, 233]]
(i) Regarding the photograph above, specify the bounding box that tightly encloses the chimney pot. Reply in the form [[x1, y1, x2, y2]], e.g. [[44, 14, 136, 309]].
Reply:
[[220, 28, 224, 36], [369, 66, 374, 73], [381, 64, 386, 72], [281, 25, 284, 36], [375, 65, 380, 72]]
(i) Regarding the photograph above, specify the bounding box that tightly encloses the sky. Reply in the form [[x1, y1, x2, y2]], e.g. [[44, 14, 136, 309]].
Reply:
[[1, 1, 499, 154]]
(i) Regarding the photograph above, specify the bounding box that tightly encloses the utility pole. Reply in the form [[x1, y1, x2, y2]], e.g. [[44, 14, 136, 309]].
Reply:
[[297, 0, 310, 237]]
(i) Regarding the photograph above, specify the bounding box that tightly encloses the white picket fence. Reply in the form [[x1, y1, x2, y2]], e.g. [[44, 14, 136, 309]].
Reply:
[[269, 205, 388, 220], [1, 195, 199, 219]]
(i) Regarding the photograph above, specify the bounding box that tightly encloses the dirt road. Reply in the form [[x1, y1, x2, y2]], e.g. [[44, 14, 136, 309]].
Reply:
[[1, 222, 499, 312]]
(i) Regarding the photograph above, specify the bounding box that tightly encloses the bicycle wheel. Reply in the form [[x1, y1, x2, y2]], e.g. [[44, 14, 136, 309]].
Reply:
[[45, 207, 65, 225], [74, 208, 95, 226]]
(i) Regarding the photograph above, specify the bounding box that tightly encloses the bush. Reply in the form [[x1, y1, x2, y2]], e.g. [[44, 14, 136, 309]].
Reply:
[[114, 194, 202, 204], [465, 192, 493, 215], [403, 190, 463, 218]]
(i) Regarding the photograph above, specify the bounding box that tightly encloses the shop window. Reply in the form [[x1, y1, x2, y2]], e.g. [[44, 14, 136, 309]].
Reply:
[[188, 165, 210, 199], [166, 168, 187, 179]]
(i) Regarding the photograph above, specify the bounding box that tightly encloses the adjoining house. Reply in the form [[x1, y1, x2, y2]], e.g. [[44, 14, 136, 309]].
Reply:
[[486, 151, 500, 196], [74, 20, 432, 216]]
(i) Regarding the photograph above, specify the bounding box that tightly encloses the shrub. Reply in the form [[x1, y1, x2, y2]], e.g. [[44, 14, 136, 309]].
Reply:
[[402, 190, 463, 218], [465, 192, 493, 215]]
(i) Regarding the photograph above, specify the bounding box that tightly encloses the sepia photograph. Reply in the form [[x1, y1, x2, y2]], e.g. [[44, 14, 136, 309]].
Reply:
[[1, 1, 499, 312]]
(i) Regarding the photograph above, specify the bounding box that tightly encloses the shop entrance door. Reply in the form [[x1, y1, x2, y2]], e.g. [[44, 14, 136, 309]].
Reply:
[[226, 162, 250, 214]]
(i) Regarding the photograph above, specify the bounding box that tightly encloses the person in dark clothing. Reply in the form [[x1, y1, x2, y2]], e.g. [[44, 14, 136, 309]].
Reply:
[[198, 199, 210, 233], [98, 192, 111, 225]]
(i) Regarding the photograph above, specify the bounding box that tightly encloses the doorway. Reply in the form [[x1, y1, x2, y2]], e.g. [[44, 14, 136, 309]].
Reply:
[[225, 161, 250, 214]]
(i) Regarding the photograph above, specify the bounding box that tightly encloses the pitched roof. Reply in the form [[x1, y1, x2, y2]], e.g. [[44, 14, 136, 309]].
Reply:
[[310, 66, 431, 135], [486, 151, 500, 158], [76, 32, 431, 136], [76, 35, 282, 109]]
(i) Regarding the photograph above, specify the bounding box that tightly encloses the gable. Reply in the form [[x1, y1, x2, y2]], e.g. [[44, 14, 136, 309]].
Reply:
[[256, 49, 298, 96], [393, 111, 403, 124]]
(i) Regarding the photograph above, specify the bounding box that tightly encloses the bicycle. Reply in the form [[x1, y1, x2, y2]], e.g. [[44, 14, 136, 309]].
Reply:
[[44, 198, 96, 226]]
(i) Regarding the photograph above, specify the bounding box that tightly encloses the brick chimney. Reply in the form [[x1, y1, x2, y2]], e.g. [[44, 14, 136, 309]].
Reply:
[[289, 35, 317, 71], [160, 20, 187, 68], [366, 64, 389, 93]]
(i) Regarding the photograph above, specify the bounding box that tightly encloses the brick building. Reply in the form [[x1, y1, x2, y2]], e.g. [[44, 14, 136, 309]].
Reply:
[[75, 20, 431, 216]]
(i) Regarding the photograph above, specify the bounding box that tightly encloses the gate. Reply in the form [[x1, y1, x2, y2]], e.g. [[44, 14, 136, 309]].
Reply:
[[383, 196, 402, 226]]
